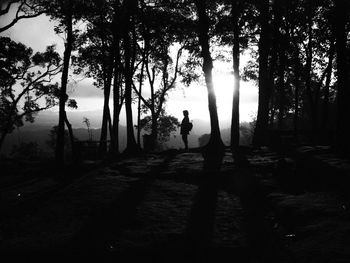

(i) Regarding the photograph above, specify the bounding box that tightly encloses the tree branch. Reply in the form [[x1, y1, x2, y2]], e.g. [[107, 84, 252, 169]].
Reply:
[[0, 1, 45, 33], [132, 82, 150, 109], [15, 63, 62, 104], [0, 0, 18, 16], [167, 45, 184, 90]]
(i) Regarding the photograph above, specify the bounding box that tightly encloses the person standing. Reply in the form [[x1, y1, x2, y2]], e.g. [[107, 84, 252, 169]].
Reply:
[[180, 110, 191, 150]]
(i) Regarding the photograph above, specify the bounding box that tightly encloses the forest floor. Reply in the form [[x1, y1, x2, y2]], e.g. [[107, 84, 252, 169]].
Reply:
[[1, 146, 350, 262]]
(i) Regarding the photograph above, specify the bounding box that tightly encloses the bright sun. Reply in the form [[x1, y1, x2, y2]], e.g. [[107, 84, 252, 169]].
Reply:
[[213, 73, 235, 120], [212, 72, 258, 124], [213, 73, 235, 101]]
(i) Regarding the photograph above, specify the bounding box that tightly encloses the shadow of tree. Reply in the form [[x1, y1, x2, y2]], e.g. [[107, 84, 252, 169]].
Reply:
[[184, 158, 222, 261]]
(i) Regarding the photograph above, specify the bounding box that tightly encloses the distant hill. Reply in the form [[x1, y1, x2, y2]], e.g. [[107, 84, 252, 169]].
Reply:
[[1, 125, 127, 156], [1, 115, 253, 156]]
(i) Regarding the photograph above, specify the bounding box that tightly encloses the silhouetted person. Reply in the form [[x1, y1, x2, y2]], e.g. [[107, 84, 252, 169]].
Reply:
[[180, 110, 191, 150]]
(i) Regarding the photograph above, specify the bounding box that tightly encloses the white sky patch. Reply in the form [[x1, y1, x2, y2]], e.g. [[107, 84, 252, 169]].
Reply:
[[67, 77, 104, 98], [0, 7, 64, 54]]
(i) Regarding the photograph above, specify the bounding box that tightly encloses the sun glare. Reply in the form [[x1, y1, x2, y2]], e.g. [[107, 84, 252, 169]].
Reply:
[[213, 73, 235, 102], [213, 73, 235, 124], [213, 73, 258, 124]]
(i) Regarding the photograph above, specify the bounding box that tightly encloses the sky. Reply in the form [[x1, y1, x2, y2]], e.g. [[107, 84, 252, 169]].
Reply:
[[0, 4, 258, 130]]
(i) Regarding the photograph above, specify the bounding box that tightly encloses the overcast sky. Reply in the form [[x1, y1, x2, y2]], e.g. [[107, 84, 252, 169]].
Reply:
[[0, 4, 258, 129]]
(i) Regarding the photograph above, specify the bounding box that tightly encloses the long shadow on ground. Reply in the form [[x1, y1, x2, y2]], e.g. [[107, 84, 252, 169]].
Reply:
[[65, 150, 293, 262], [184, 158, 250, 262], [227, 159, 295, 263], [68, 151, 179, 261], [185, 153, 291, 263]]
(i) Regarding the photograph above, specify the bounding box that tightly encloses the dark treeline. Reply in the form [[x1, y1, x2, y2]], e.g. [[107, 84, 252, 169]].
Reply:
[[1, 0, 350, 166]]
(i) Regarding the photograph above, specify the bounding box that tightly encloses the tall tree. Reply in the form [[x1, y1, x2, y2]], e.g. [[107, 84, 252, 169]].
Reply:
[[216, 0, 255, 152], [122, 0, 140, 154], [55, 0, 74, 166], [304, 1, 318, 135], [230, 0, 241, 152], [321, 38, 335, 132], [136, 44, 146, 148], [194, 0, 225, 161], [334, 0, 350, 154], [73, 0, 121, 154], [96, 5, 114, 154], [253, 0, 271, 146], [0, 38, 61, 150], [39, 0, 84, 165], [111, 32, 124, 154], [111, 36, 125, 154], [134, 42, 184, 150]]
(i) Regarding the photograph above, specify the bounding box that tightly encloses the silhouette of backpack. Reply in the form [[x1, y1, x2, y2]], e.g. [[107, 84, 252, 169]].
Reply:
[[188, 122, 193, 131]]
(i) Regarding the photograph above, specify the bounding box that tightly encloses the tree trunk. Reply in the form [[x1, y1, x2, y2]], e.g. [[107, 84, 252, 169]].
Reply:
[[293, 51, 301, 140], [305, 4, 318, 136], [0, 115, 13, 152], [123, 0, 140, 154], [321, 39, 335, 131], [271, 0, 286, 130], [112, 68, 121, 154], [63, 111, 76, 160], [113, 114, 120, 153], [269, 102, 276, 128], [111, 0, 122, 154], [99, 73, 112, 154], [0, 131, 7, 152], [267, 1, 280, 130], [150, 110, 158, 150], [230, 0, 240, 153], [195, 0, 224, 159], [55, 1, 73, 166], [277, 49, 286, 129], [137, 54, 146, 147], [107, 110, 114, 152], [335, 0, 350, 154], [112, 38, 122, 154], [253, 0, 270, 147]]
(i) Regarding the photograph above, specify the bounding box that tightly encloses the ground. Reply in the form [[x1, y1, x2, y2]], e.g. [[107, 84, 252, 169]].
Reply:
[[1, 146, 350, 262]]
